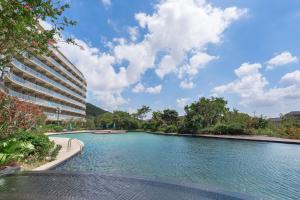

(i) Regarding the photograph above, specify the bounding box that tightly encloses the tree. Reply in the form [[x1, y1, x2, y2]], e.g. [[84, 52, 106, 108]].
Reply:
[[225, 109, 251, 126], [133, 105, 151, 120], [161, 109, 179, 125], [184, 97, 229, 130], [0, 0, 76, 69], [95, 113, 113, 129]]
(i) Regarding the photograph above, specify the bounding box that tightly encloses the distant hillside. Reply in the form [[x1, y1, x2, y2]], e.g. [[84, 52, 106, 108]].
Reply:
[[86, 103, 108, 117]]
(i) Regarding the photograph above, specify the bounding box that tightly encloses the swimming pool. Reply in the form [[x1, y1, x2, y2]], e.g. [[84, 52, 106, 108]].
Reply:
[[53, 132, 300, 199]]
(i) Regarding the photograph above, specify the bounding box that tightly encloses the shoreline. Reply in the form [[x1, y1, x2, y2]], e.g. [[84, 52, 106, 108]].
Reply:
[[31, 137, 84, 171], [147, 131, 300, 145]]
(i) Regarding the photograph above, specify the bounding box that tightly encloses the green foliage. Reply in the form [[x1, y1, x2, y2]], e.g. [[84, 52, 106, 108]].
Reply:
[[95, 111, 140, 130], [163, 125, 178, 133], [0, 0, 76, 68], [213, 123, 246, 135], [0, 92, 45, 139], [50, 144, 62, 160], [280, 115, 300, 128], [85, 117, 96, 130], [0, 131, 54, 166], [86, 103, 108, 117], [248, 116, 269, 129], [161, 109, 179, 125], [225, 109, 251, 125], [133, 105, 151, 120], [184, 97, 229, 130]]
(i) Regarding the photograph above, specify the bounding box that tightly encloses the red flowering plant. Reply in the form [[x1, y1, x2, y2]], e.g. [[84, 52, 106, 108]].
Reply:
[[0, 92, 45, 139]]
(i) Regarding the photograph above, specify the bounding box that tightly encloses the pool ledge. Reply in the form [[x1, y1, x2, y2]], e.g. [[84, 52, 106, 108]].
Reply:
[[32, 137, 84, 171], [148, 132, 300, 145]]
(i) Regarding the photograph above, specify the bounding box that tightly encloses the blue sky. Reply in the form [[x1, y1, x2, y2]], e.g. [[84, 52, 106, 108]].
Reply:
[[57, 0, 300, 117]]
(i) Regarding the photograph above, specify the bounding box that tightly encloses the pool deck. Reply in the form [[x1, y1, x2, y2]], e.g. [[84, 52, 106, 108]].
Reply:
[[148, 132, 300, 145], [32, 137, 84, 171]]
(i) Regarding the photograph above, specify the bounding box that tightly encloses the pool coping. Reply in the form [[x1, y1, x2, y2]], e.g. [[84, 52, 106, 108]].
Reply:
[[31, 137, 84, 171], [147, 132, 300, 145]]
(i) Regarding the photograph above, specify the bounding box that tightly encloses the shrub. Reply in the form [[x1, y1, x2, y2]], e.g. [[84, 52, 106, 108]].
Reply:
[[15, 131, 54, 159], [0, 131, 55, 167], [284, 128, 300, 139], [213, 123, 246, 135], [0, 92, 44, 139], [164, 125, 178, 133], [50, 145, 62, 160]]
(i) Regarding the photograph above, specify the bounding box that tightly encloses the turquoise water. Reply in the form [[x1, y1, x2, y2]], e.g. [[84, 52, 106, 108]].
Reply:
[[53, 132, 300, 199]]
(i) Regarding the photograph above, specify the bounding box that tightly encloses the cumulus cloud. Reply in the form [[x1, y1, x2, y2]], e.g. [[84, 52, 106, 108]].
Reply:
[[132, 83, 162, 94], [280, 70, 300, 85], [180, 79, 195, 89], [213, 62, 300, 114], [266, 51, 298, 70], [155, 55, 177, 79], [57, 0, 246, 109], [132, 82, 145, 93], [145, 85, 162, 94], [176, 98, 190, 108], [135, 0, 246, 83]]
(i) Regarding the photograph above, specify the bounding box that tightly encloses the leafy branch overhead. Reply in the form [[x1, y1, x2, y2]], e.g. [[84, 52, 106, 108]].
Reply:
[[0, 0, 76, 68]]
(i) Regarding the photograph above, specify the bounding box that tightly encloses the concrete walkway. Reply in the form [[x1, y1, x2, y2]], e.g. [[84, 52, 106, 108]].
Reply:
[[32, 137, 84, 171]]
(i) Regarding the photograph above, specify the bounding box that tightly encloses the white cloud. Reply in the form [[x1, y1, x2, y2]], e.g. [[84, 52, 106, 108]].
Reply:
[[132, 83, 162, 94], [132, 82, 145, 93], [280, 70, 300, 85], [266, 51, 298, 70], [180, 79, 195, 89], [128, 26, 139, 42], [134, 0, 246, 84], [155, 55, 177, 79], [58, 39, 129, 110], [213, 63, 267, 104], [101, 0, 111, 7], [213, 63, 300, 115], [177, 53, 217, 79], [176, 98, 190, 108], [57, 0, 246, 109], [145, 85, 162, 94]]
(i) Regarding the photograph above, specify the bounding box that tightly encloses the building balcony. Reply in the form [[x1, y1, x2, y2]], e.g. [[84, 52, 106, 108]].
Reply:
[[8, 89, 86, 116], [44, 55, 86, 90], [6, 73, 86, 109], [12, 59, 85, 102], [50, 47, 86, 83], [45, 112, 85, 121], [24, 53, 86, 96]]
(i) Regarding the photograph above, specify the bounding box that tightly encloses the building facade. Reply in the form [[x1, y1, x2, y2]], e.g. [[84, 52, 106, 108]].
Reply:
[[2, 48, 86, 121]]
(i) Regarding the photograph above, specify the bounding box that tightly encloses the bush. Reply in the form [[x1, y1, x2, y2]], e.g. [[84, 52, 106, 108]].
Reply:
[[15, 131, 54, 159], [0, 92, 44, 139], [50, 145, 62, 160], [163, 125, 178, 133], [0, 131, 55, 166], [284, 127, 300, 139], [215, 123, 246, 135]]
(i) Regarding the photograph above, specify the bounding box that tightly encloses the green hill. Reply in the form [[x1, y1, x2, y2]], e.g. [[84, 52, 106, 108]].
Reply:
[[86, 103, 108, 117]]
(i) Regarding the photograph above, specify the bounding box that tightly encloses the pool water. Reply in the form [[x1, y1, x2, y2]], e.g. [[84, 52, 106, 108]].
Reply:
[[53, 132, 300, 199]]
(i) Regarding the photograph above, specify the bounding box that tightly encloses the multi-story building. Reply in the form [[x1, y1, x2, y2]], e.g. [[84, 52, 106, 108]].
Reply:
[[2, 47, 86, 122]]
